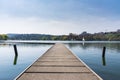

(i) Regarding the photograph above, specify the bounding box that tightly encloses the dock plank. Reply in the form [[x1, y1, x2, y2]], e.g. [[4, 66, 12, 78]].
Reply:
[[16, 43, 102, 80], [26, 66, 90, 73]]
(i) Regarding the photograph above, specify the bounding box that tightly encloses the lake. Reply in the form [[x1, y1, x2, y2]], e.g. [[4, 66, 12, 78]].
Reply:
[[0, 41, 120, 80]]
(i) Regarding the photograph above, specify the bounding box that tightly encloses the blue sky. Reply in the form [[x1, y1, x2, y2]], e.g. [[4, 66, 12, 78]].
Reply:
[[0, 0, 120, 34]]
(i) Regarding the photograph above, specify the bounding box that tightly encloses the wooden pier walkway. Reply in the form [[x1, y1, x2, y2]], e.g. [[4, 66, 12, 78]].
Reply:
[[16, 43, 102, 80]]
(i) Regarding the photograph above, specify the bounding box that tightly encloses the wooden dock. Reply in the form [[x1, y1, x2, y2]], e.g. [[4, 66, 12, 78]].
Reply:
[[15, 43, 102, 80]]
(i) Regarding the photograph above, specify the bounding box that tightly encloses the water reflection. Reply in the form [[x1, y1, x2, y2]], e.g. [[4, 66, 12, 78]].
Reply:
[[82, 42, 85, 46], [0, 43, 53, 80], [102, 46, 106, 66], [13, 55, 18, 65], [67, 43, 120, 52], [13, 45, 18, 65], [66, 42, 120, 80], [102, 56, 106, 66], [0, 42, 120, 80]]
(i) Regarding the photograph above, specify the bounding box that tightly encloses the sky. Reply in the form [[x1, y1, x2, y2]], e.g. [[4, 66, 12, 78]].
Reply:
[[0, 0, 120, 35]]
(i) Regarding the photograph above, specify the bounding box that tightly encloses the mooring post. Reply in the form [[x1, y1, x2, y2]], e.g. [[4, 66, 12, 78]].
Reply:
[[13, 45, 18, 56], [102, 46, 106, 58], [13, 55, 18, 65]]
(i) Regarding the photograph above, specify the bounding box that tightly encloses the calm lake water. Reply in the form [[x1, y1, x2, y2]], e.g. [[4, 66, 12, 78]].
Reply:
[[0, 41, 120, 80]]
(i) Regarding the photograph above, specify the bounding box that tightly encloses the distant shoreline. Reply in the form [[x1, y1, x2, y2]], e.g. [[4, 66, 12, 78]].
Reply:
[[0, 29, 120, 41], [1, 40, 120, 44]]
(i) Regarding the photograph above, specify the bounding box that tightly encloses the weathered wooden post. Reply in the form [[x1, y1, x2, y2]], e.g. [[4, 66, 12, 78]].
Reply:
[[13, 45, 18, 56], [102, 46, 106, 58], [102, 46, 106, 66]]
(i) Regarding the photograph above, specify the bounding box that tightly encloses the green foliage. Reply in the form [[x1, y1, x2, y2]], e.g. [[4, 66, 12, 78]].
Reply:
[[51, 36, 58, 40], [6, 29, 120, 41], [68, 31, 120, 41], [61, 35, 68, 40], [0, 34, 8, 40], [41, 36, 48, 40]]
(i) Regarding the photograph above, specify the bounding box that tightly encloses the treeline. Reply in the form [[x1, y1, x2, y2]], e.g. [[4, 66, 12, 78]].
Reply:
[[68, 30, 120, 41], [1, 29, 120, 41], [0, 34, 8, 40], [7, 34, 68, 40]]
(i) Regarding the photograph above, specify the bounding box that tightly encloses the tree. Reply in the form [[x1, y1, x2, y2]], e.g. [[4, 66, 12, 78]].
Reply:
[[0, 34, 8, 40]]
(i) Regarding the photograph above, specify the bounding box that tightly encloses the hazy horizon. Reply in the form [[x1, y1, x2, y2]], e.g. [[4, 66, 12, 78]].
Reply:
[[0, 0, 120, 35], [4, 29, 119, 35]]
